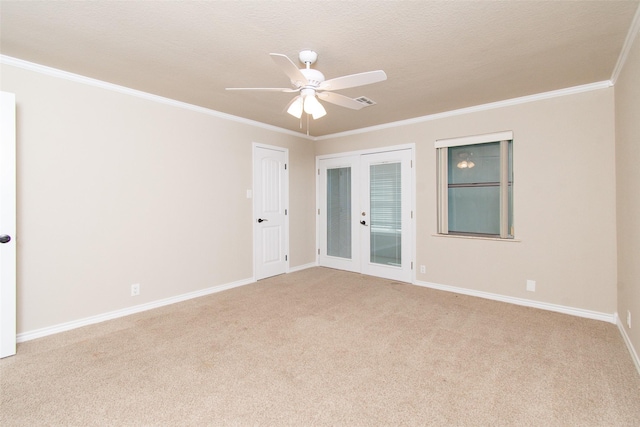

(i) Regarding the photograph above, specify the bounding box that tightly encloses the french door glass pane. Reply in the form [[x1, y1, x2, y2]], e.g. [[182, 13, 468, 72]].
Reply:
[[327, 167, 351, 258], [370, 163, 401, 266]]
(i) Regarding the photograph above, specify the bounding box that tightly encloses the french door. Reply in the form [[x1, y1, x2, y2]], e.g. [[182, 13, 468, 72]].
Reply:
[[318, 148, 413, 283]]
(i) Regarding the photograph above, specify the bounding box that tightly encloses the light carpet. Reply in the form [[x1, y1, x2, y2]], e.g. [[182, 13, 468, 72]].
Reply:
[[1, 267, 639, 425]]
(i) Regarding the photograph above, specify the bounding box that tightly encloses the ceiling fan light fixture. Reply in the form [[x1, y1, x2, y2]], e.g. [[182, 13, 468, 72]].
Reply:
[[456, 159, 475, 169], [303, 94, 326, 119], [312, 106, 327, 120], [287, 96, 303, 119]]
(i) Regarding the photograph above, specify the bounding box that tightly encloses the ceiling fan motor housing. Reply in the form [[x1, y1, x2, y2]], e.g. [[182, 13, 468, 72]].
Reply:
[[300, 68, 325, 87]]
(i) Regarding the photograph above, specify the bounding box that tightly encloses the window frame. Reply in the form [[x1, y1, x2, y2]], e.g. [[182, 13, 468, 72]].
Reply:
[[436, 131, 513, 239]]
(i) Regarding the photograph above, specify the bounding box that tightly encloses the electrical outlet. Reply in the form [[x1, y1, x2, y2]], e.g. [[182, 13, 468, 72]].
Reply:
[[628, 310, 632, 328], [420, 265, 426, 274], [526, 280, 536, 292], [131, 283, 140, 296]]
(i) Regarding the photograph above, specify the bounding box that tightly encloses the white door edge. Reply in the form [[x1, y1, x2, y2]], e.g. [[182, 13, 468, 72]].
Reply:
[[0, 91, 17, 358]]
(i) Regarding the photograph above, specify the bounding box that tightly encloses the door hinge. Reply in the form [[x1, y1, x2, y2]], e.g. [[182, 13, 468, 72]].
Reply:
[[285, 209, 288, 215], [284, 163, 287, 170], [318, 168, 320, 175], [411, 262, 414, 270], [318, 208, 320, 215], [285, 255, 288, 261], [411, 160, 413, 168], [411, 210, 413, 219], [318, 248, 320, 255]]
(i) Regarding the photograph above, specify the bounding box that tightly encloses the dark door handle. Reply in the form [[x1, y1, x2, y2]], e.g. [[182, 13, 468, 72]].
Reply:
[[0, 234, 11, 244], [257, 218, 268, 223], [360, 220, 367, 226]]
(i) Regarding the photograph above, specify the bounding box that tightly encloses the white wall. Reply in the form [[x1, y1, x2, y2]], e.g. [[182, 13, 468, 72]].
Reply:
[[0, 63, 316, 334]]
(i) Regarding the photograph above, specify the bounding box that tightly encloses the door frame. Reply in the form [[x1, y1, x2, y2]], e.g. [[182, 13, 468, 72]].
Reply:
[[316, 143, 416, 283], [252, 143, 289, 281]]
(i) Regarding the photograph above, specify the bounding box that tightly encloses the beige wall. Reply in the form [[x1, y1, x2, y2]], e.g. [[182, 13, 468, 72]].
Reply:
[[0, 57, 626, 351], [1, 64, 316, 334], [317, 88, 618, 314], [615, 28, 640, 359]]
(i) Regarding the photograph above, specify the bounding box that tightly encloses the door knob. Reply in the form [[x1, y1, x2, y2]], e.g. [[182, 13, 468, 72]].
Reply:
[[0, 234, 11, 244], [360, 220, 367, 226], [257, 218, 268, 223]]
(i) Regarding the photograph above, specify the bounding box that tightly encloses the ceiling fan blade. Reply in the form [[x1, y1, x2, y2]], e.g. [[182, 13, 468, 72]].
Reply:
[[225, 87, 299, 92], [270, 53, 309, 88], [317, 92, 366, 110], [319, 70, 387, 91]]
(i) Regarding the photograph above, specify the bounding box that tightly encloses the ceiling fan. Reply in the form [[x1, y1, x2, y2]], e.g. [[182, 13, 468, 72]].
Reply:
[[226, 50, 387, 120]]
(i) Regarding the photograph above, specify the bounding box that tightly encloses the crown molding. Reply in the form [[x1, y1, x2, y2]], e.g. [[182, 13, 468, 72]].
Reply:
[[1, 55, 614, 143], [316, 80, 613, 141], [0, 55, 313, 140], [611, 2, 640, 84]]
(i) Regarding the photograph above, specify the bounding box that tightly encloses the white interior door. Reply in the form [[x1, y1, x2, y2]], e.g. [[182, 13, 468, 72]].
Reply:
[[318, 148, 413, 283], [0, 91, 17, 358], [253, 144, 288, 280]]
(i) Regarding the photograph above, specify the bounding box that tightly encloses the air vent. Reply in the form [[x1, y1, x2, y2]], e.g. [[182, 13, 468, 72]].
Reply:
[[354, 96, 376, 107]]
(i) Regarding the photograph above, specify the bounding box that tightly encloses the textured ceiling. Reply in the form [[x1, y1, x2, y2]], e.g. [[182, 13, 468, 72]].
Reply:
[[1, 1, 638, 137]]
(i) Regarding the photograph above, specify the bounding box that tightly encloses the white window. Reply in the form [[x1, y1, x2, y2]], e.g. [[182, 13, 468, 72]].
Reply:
[[436, 131, 513, 239]]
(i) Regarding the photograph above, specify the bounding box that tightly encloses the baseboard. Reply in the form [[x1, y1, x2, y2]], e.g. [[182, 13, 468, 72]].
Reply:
[[616, 315, 640, 375], [17, 265, 319, 344], [414, 279, 617, 324], [288, 262, 318, 273], [17, 277, 255, 343]]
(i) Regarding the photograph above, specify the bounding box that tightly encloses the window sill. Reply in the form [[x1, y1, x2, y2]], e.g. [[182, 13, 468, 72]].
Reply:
[[432, 234, 521, 242]]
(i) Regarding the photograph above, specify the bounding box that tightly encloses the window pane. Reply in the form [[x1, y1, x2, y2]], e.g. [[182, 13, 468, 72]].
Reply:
[[448, 142, 500, 185], [448, 186, 500, 235], [440, 138, 512, 238], [370, 163, 401, 266], [327, 167, 351, 258]]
